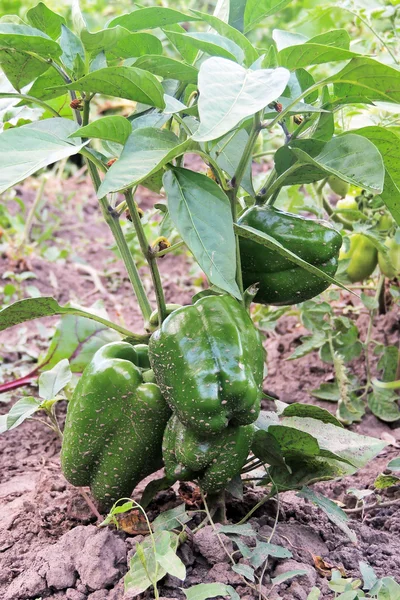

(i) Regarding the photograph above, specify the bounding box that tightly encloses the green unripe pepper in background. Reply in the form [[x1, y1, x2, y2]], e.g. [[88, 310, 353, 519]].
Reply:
[[378, 237, 400, 278], [61, 342, 171, 511], [238, 206, 342, 306], [328, 175, 350, 197], [163, 414, 254, 493], [340, 233, 378, 282], [336, 197, 358, 221], [149, 295, 265, 436]]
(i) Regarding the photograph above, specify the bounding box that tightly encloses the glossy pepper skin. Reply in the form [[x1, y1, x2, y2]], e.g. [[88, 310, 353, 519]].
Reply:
[[238, 206, 342, 306], [163, 414, 254, 493], [61, 342, 171, 511], [340, 233, 378, 282], [149, 295, 265, 436]]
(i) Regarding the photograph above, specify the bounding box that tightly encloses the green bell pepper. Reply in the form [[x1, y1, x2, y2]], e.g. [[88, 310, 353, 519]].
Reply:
[[61, 341, 171, 511], [163, 414, 254, 493], [238, 206, 342, 306], [149, 295, 265, 436], [340, 233, 378, 282]]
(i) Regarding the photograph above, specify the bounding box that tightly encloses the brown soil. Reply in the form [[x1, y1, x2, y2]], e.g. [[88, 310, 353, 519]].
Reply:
[[0, 171, 399, 600]]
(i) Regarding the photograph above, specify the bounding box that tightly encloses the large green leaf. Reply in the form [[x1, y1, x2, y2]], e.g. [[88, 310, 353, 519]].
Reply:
[[278, 43, 358, 69], [229, 0, 247, 32], [282, 415, 386, 471], [108, 7, 199, 30], [191, 9, 258, 66], [244, 0, 293, 33], [0, 119, 87, 194], [352, 126, 400, 225], [332, 57, 400, 104], [183, 583, 240, 600], [0, 297, 142, 340], [106, 32, 162, 61], [298, 487, 356, 543], [26, 67, 65, 101], [0, 23, 61, 58], [70, 116, 132, 145], [0, 49, 48, 91], [168, 31, 244, 63], [309, 29, 350, 49], [26, 2, 66, 40], [193, 57, 290, 142], [97, 128, 195, 197], [63, 67, 165, 108], [277, 134, 385, 194], [163, 168, 241, 299], [163, 24, 198, 63], [134, 55, 198, 83]]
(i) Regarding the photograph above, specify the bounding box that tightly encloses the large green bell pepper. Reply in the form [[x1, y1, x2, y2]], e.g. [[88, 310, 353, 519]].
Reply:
[[149, 295, 265, 436], [163, 414, 254, 493], [61, 342, 171, 511], [238, 206, 342, 306], [340, 233, 378, 282]]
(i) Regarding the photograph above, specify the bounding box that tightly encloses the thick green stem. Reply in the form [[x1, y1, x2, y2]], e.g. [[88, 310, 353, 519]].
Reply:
[[87, 163, 152, 322], [71, 307, 149, 340], [19, 176, 46, 248], [124, 189, 167, 324]]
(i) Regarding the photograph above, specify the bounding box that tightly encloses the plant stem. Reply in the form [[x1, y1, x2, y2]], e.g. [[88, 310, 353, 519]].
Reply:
[[237, 491, 275, 525], [0, 93, 61, 117], [124, 189, 167, 324], [19, 176, 46, 249], [364, 274, 385, 393], [258, 163, 304, 205], [86, 162, 152, 322], [71, 307, 149, 340], [80, 147, 108, 173]]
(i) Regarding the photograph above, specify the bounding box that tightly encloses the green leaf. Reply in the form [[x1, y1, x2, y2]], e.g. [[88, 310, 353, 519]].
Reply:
[[309, 29, 350, 49], [60, 24, 85, 74], [244, 0, 293, 33], [70, 116, 132, 145], [210, 128, 255, 196], [298, 487, 356, 543], [307, 588, 321, 600], [387, 458, 400, 472], [98, 128, 194, 197], [163, 24, 198, 64], [272, 569, 308, 586], [134, 55, 198, 83], [278, 44, 358, 70], [0, 118, 87, 194], [282, 403, 343, 427], [232, 564, 255, 582], [183, 583, 240, 600], [311, 382, 340, 402], [249, 541, 291, 569], [374, 473, 399, 489], [229, 0, 247, 32], [0, 49, 48, 91], [219, 524, 255, 536], [38, 358, 71, 400], [163, 168, 241, 299], [269, 425, 321, 458], [273, 29, 307, 51], [289, 134, 384, 194], [125, 539, 166, 596], [140, 476, 171, 509], [152, 504, 191, 532], [155, 533, 186, 580], [190, 10, 258, 66], [26, 2, 65, 39], [193, 57, 290, 142], [169, 31, 244, 63], [108, 7, 199, 31], [282, 415, 386, 472], [25, 66, 65, 101], [353, 127, 400, 226], [107, 31, 162, 61], [5, 396, 42, 431], [367, 391, 400, 422], [235, 223, 353, 294], [0, 23, 61, 58], [39, 301, 120, 373], [377, 345, 399, 383], [63, 67, 165, 108], [0, 296, 140, 340], [71, 0, 87, 36], [332, 57, 400, 105]]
